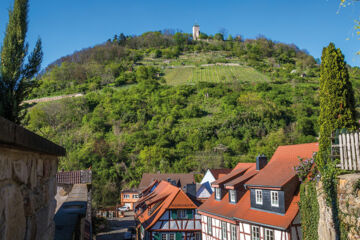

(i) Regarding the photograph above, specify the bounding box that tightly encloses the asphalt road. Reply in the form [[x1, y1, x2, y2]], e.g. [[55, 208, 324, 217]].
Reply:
[[96, 211, 136, 240]]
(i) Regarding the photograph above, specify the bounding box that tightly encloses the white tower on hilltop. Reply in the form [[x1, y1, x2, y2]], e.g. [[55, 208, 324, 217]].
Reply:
[[193, 24, 200, 40]]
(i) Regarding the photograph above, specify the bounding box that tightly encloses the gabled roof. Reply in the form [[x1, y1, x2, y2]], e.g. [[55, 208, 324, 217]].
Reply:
[[209, 169, 232, 180], [138, 173, 195, 191], [212, 163, 256, 187], [135, 181, 197, 230], [245, 142, 318, 188]]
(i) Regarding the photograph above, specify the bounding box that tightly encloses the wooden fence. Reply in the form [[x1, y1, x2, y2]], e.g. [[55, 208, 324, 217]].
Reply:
[[332, 132, 360, 171]]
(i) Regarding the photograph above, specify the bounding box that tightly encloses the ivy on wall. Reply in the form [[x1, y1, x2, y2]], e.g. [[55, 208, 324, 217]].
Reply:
[[299, 181, 319, 240]]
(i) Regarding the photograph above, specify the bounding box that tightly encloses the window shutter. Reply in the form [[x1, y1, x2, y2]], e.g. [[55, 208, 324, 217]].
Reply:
[[154, 233, 161, 240], [171, 210, 177, 220], [187, 209, 193, 219], [176, 232, 182, 240]]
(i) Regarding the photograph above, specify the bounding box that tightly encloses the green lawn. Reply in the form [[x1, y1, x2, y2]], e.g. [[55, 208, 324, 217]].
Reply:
[[164, 65, 270, 85]]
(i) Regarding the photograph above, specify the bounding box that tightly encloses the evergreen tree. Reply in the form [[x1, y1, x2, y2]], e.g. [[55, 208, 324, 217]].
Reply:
[[0, 0, 43, 123], [318, 42, 357, 169]]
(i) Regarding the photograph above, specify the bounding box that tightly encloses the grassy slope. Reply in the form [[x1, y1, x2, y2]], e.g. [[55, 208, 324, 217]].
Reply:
[[164, 65, 270, 85]]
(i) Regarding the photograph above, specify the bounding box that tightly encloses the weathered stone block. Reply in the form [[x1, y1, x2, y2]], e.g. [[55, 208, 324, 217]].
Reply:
[[37, 158, 43, 177], [0, 155, 12, 180], [0, 184, 26, 240], [13, 158, 30, 184]]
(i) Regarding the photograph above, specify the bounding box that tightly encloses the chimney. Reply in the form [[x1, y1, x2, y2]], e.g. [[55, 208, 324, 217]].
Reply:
[[256, 154, 267, 171], [185, 184, 197, 198]]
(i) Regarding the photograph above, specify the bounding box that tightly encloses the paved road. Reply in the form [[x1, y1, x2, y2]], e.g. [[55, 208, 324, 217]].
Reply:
[[96, 212, 136, 240]]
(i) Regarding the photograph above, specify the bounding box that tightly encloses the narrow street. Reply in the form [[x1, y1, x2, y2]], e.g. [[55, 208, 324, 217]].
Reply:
[[96, 211, 136, 240]]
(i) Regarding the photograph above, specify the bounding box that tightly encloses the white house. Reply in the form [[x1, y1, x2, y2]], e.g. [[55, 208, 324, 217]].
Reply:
[[196, 169, 231, 200]]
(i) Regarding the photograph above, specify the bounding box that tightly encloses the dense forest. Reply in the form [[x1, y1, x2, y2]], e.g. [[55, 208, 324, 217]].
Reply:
[[24, 31, 360, 206]]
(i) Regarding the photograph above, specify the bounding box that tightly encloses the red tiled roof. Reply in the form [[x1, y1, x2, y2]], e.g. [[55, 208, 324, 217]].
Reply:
[[233, 190, 300, 229], [212, 163, 256, 187], [135, 181, 197, 230], [245, 143, 318, 188], [209, 169, 232, 180], [138, 173, 195, 191]]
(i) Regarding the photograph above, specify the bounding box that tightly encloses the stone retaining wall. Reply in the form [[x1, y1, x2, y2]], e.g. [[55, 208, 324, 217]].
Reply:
[[0, 116, 65, 240], [338, 173, 360, 240]]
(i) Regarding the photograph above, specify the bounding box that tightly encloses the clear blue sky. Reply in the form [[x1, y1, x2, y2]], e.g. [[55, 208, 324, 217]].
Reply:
[[0, 0, 359, 68]]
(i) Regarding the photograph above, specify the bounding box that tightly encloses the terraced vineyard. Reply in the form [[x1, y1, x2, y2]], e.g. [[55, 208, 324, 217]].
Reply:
[[164, 65, 270, 85]]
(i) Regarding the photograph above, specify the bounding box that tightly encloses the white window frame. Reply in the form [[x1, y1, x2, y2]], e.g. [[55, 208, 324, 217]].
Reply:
[[271, 191, 279, 207], [215, 188, 221, 200], [133, 194, 139, 199], [230, 224, 237, 240], [255, 190, 263, 205], [123, 194, 130, 199], [207, 217, 212, 235], [161, 233, 167, 240], [178, 209, 186, 219], [221, 221, 227, 240], [169, 233, 175, 240], [265, 228, 274, 240], [229, 190, 236, 203], [195, 232, 201, 240], [251, 225, 260, 240]]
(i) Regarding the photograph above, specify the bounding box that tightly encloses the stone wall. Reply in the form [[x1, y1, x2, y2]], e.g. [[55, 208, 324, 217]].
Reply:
[[338, 173, 360, 240], [0, 116, 65, 240], [316, 181, 337, 240]]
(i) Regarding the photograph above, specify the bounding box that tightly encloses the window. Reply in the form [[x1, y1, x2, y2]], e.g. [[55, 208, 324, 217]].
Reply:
[[271, 191, 279, 207], [251, 226, 260, 240], [265, 229, 274, 240], [207, 217, 212, 235], [123, 194, 130, 199], [221, 222, 227, 240], [215, 188, 221, 200], [162, 233, 167, 240], [195, 232, 201, 240], [133, 194, 139, 199], [255, 190, 263, 205], [169, 233, 175, 240], [230, 225, 237, 240], [178, 210, 186, 219], [229, 190, 236, 203]]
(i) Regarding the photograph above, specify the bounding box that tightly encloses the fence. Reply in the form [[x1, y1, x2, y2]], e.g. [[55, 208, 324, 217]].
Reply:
[[332, 131, 360, 171], [56, 170, 92, 184]]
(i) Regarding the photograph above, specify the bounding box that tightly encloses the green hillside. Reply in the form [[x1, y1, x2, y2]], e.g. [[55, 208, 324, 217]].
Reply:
[[164, 65, 269, 85], [23, 31, 360, 206]]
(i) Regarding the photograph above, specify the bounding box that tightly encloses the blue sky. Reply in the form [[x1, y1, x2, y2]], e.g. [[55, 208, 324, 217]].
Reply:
[[0, 0, 359, 68]]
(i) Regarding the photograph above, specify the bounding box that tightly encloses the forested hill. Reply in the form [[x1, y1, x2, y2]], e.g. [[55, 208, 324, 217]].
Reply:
[[24, 31, 360, 206]]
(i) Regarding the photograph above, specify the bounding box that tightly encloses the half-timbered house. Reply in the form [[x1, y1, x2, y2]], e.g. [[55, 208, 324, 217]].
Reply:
[[198, 143, 319, 240], [135, 180, 202, 240]]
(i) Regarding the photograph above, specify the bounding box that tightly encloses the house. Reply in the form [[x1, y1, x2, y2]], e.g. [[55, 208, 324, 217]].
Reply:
[[197, 169, 232, 200], [120, 189, 140, 210], [198, 142, 319, 240], [138, 173, 195, 192], [135, 180, 202, 240]]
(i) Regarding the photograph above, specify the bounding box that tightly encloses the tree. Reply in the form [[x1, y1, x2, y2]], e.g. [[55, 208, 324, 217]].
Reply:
[[0, 0, 43, 123], [214, 33, 224, 41], [318, 42, 357, 169]]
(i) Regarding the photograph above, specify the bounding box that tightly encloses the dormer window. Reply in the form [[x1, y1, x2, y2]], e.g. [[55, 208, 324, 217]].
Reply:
[[215, 187, 221, 200], [229, 190, 236, 203], [271, 191, 279, 207], [255, 189, 263, 205]]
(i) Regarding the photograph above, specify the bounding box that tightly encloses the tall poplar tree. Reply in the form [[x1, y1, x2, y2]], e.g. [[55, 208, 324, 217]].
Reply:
[[318, 42, 357, 169], [0, 0, 43, 123]]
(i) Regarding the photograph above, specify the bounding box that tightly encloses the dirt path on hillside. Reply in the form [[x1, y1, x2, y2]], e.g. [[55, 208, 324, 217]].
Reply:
[[23, 93, 84, 105]]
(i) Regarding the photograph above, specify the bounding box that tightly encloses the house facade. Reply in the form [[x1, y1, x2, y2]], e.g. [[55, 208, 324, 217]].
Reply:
[[120, 190, 140, 210], [135, 181, 202, 240], [197, 169, 231, 200], [198, 143, 319, 240]]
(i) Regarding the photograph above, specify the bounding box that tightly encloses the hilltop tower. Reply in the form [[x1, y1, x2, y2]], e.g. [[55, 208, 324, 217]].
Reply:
[[193, 24, 200, 40]]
